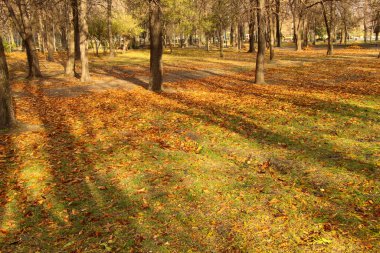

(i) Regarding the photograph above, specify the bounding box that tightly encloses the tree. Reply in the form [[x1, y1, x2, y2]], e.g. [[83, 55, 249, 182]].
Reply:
[[112, 13, 143, 52], [0, 36, 15, 129], [275, 0, 281, 47], [65, 0, 76, 76], [320, 0, 335, 55], [212, 0, 230, 58], [255, 0, 266, 84], [107, 0, 114, 57], [268, 0, 276, 60], [149, 0, 163, 92], [3, 0, 42, 78], [45, 2, 55, 62], [248, 0, 257, 53], [78, 0, 90, 82], [289, 0, 306, 51]]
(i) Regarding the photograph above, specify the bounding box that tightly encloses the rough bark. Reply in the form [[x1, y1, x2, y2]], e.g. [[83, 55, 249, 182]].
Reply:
[[149, 0, 163, 92], [73, 0, 81, 60], [255, 0, 265, 84], [0, 36, 16, 129], [275, 0, 281, 47], [65, 0, 75, 76], [78, 0, 90, 81]]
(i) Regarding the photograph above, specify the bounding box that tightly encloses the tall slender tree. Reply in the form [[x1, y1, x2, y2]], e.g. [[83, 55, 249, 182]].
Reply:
[[248, 0, 256, 53], [0, 36, 15, 129], [107, 0, 114, 57], [321, 0, 334, 55], [149, 0, 163, 92], [78, 0, 90, 81], [65, 0, 76, 76], [275, 0, 281, 47], [255, 0, 266, 84]]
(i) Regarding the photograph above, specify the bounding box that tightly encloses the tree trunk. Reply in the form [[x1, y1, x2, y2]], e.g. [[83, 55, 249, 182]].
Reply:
[[4, 0, 42, 78], [303, 18, 309, 47], [248, 0, 256, 53], [238, 23, 243, 50], [8, 27, 15, 52], [37, 14, 45, 53], [107, 0, 114, 57], [149, 0, 163, 92], [61, 26, 68, 50], [268, 9, 275, 61], [321, 0, 333, 55], [230, 24, 235, 47], [73, 0, 81, 60], [206, 35, 210, 51], [344, 23, 348, 45], [295, 21, 302, 51], [78, 0, 90, 81], [219, 26, 224, 58], [364, 0, 368, 43], [65, 0, 75, 76], [46, 10, 55, 62], [0, 36, 15, 129], [275, 0, 281, 47], [255, 0, 265, 84]]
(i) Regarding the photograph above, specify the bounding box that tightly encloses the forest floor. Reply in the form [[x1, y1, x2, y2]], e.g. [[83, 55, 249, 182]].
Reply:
[[0, 45, 379, 252]]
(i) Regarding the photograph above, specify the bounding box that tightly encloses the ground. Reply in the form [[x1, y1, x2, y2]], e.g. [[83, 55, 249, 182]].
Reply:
[[0, 44, 379, 252]]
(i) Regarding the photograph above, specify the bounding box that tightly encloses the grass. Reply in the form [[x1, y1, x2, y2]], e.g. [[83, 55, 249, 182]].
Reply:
[[0, 45, 379, 252]]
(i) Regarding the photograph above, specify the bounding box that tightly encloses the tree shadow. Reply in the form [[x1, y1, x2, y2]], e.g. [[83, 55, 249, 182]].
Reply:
[[154, 91, 378, 242], [159, 91, 378, 178], [0, 88, 146, 251], [189, 77, 379, 123], [91, 64, 149, 89]]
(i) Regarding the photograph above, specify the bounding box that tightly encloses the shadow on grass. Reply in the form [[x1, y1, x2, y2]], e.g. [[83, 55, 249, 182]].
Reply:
[[160, 91, 378, 178], [0, 87, 209, 251], [91, 65, 149, 89], [155, 90, 378, 239], [192, 77, 380, 123], [0, 89, 144, 251]]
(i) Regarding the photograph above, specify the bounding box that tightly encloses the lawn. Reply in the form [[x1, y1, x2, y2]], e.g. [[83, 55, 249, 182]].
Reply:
[[0, 46, 379, 252]]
